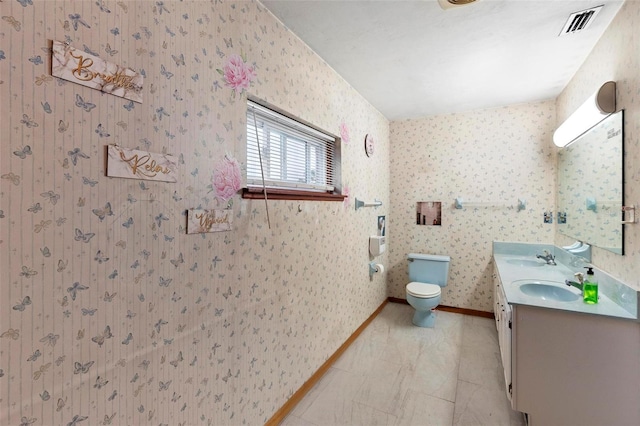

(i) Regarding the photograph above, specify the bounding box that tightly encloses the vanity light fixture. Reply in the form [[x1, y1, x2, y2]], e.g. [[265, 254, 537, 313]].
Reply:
[[553, 81, 616, 147]]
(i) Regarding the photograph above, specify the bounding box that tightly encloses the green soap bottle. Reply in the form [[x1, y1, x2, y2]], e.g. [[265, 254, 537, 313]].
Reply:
[[583, 266, 598, 304]]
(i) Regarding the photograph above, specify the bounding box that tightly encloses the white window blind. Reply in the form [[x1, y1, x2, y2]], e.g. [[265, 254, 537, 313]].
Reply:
[[246, 100, 336, 192]]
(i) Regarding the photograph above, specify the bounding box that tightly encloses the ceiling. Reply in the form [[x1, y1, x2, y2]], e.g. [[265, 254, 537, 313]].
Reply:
[[261, 0, 625, 120]]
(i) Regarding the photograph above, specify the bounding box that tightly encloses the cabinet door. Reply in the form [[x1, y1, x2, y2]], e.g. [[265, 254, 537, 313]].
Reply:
[[496, 287, 504, 350], [492, 261, 501, 331], [493, 275, 512, 401], [500, 302, 512, 401], [512, 305, 640, 424]]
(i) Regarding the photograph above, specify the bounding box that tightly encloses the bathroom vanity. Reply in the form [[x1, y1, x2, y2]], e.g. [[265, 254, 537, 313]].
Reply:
[[493, 242, 640, 426]]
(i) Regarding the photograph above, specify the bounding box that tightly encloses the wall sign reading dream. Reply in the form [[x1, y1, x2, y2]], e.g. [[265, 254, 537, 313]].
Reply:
[[52, 41, 144, 103]]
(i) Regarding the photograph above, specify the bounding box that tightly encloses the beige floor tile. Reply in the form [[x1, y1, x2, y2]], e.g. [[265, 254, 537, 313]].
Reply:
[[458, 343, 505, 391], [388, 309, 463, 351], [289, 365, 338, 417], [294, 367, 368, 425], [453, 380, 524, 426], [352, 358, 412, 417], [284, 401, 398, 426], [397, 391, 455, 426], [350, 401, 399, 426], [280, 414, 318, 426], [280, 304, 519, 426], [462, 316, 499, 353], [377, 332, 424, 369], [409, 341, 461, 402], [332, 331, 383, 375]]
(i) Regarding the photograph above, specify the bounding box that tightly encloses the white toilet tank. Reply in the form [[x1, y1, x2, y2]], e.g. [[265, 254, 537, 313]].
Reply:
[[408, 253, 451, 286]]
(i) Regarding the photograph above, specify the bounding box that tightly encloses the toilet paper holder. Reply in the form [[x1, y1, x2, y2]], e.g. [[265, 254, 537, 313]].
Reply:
[[369, 262, 384, 277]]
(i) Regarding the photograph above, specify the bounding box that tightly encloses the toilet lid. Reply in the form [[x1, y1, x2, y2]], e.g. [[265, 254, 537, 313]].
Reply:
[[406, 282, 441, 298]]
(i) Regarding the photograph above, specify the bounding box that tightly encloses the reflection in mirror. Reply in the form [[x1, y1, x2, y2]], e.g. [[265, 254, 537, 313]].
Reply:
[[417, 202, 442, 226], [557, 110, 624, 254]]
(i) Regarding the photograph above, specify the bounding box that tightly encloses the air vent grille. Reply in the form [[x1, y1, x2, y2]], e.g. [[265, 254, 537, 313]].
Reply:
[[559, 5, 604, 36]]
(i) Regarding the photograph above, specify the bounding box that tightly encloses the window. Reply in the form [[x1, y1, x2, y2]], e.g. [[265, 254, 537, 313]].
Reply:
[[244, 100, 343, 201]]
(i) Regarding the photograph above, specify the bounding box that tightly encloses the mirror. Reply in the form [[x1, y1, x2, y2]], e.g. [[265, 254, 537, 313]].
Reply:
[[557, 110, 624, 254]]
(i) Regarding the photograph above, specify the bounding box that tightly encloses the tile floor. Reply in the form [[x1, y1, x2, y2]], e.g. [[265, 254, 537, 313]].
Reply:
[[281, 303, 526, 426]]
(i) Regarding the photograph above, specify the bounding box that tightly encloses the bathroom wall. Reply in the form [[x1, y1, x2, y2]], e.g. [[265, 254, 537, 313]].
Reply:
[[0, 1, 389, 424], [555, 0, 640, 289], [388, 101, 557, 311]]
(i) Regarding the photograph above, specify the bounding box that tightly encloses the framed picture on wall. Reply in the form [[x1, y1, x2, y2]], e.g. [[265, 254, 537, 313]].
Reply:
[[416, 202, 442, 226]]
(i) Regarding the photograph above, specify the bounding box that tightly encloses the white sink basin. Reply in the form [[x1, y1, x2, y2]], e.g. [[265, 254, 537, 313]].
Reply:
[[515, 280, 581, 302], [506, 258, 546, 267]]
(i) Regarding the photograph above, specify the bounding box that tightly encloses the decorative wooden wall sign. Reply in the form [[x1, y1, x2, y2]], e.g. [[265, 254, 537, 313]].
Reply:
[[107, 145, 177, 183], [52, 40, 144, 103], [187, 209, 233, 234]]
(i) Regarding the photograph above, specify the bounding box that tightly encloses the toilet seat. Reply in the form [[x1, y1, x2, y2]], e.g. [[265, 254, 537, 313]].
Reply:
[[406, 282, 441, 299]]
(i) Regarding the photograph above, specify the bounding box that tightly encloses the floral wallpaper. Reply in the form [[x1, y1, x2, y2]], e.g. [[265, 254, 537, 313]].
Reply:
[[387, 101, 557, 311], [555, 0, 640, 289], [0, 1, 389, 425]]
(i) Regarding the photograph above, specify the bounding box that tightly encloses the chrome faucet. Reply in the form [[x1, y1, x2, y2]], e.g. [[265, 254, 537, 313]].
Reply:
[[536, 249, 556, 265], [566, 272, 584, 294]]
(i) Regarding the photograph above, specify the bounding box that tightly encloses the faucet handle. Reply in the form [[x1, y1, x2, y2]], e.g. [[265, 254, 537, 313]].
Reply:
[[574, 272, 584, 284]]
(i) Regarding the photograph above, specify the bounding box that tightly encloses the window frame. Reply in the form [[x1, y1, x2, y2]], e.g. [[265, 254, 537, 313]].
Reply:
[[243, 98, 344, 202]]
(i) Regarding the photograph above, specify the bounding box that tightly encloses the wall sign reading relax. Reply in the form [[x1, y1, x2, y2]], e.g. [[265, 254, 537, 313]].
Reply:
[[187, 208, 233, 234], [52, 40, 144, 103], [107, 145, 177, 182]]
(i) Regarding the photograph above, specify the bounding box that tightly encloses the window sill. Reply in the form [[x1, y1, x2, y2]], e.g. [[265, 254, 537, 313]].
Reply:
[[242, 188, 346, 202]]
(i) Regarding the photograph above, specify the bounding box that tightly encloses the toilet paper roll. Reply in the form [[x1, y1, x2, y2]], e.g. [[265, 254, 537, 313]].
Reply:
[[375, 263, 384, 273]]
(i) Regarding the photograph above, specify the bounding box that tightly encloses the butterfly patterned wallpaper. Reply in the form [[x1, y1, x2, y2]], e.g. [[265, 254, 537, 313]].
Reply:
[[0, 1, 390, 425], [387, 101, 558, 311], [555, 0, 640, 289]]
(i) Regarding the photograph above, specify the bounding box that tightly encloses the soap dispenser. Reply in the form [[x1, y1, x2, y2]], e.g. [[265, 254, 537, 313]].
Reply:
[[583, 266, 598, 304]]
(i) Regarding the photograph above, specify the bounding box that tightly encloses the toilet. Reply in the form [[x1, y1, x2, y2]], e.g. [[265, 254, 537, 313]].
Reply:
[[405, 253, 451, 327]]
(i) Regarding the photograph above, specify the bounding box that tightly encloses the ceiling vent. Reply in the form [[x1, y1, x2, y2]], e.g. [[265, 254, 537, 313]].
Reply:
[[559, 5, 604, 36]]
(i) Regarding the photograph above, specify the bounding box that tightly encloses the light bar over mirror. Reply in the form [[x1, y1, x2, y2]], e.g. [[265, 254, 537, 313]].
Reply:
[[553, 81, 616, 148]]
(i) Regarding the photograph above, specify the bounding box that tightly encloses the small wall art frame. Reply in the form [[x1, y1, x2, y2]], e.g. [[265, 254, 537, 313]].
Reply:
[[417, 201, 442, 226], [107, 145, 178, 183], [187, 208, 233, 234], [52, 40, 144, 102]]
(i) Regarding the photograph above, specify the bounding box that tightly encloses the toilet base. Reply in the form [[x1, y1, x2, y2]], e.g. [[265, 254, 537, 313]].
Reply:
[[412, 308, 436, 328], [406, 292, 441, 328]]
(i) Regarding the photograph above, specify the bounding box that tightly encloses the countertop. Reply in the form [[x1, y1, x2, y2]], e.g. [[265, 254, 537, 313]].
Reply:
[[494, 253, 637, 321]]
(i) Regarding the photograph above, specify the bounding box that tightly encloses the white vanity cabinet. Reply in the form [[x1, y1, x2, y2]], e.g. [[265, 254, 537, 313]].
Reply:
[[493, 263, 512, 401], [511, 303, 640, 426], [493, 257, 640, 426], [492, 243, 640, 425]]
